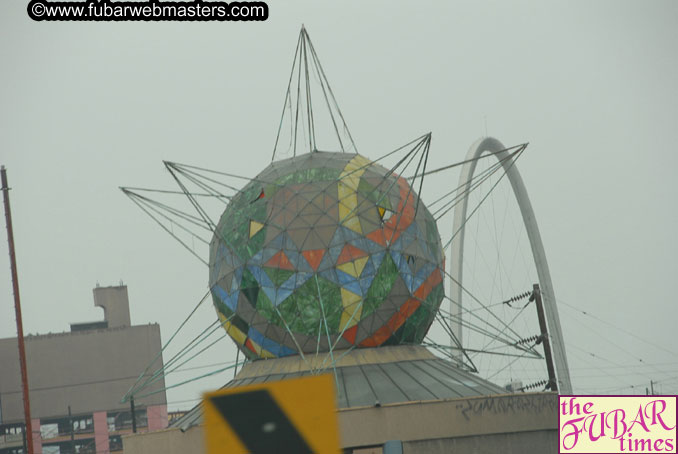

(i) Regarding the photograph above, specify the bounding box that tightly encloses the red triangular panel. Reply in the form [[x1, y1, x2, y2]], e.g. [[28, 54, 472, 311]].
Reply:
[[302, 249, 325, 271], [265, 250, 295, 271], [245, 338, 257, 354], [337, 244, 368, 265], [366, 229, 387, 247], [342, 325, 358, 345]]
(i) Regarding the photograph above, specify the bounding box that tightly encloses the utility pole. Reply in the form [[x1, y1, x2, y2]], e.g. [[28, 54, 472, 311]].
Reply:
[[533, 283, 558, 392], [2, 166, 34, 454], [650, 380, 655, 395]]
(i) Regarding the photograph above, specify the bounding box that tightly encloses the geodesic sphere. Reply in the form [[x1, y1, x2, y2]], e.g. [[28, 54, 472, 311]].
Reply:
[[208, 152, 444, 359]]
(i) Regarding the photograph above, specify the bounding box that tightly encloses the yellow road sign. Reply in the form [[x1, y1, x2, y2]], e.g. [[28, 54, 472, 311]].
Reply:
[[204, 373, 341, 454]]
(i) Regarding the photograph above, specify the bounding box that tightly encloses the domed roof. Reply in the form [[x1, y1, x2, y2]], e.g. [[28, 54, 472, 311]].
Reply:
[[171, 345, 507, 432], [228, 345, 506, 408]]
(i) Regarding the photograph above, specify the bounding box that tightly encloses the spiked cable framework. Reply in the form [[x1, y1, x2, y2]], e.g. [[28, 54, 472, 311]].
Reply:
[[120, 26, 549, 399], [120, 138, 534, 390], [121, 289, 237, 402], [441, 144, 527, 251], [127, 147, 525, 356]]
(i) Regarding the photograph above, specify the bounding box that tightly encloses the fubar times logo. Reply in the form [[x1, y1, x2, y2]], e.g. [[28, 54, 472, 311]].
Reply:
[[559, 395, 677, 453]]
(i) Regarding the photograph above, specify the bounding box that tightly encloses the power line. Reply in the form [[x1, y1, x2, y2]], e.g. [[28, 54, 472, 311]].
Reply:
[[558, 298, 678, 358]]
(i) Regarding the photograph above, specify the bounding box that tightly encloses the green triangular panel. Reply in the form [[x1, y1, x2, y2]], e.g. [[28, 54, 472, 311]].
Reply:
[[263, 267, 295, 287], [361, 253, 399, 318], [277, 276, 341, 335], [240, 268, 259, 305]]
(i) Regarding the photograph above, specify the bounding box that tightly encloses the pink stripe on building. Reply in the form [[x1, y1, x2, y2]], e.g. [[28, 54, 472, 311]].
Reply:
[[31, 418, 42, 454], [94, 411, 109, 454], [147, 405, 169, 432]]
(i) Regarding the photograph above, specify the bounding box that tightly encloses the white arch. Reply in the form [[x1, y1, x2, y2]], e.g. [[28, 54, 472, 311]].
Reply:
[[449, 137, 572, 394]]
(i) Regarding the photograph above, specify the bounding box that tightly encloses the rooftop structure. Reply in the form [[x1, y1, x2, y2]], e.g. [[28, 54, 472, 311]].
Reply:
[[172, 345, 504, 430], [121, 27, 566, 454], [0, 285, 167, 454], [125, 346, 558, 454]]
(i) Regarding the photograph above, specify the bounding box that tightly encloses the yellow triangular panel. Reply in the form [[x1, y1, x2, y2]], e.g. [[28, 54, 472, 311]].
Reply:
[[352, 256, 368, 277], [259, 347, 276, 359], [339, 288, 362, 330], [337, 256, 368, 278], [249, 220, 264, 238], [223, 320, 247, 345], [343, 216, 362, 234]]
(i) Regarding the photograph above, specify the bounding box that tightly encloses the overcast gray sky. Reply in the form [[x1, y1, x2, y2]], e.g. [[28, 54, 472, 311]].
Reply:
[[1, 0, 677, 410]]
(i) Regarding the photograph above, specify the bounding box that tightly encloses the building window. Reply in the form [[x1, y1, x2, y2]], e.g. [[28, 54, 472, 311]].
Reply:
[[106, 416, 116, 433], [0, 423, 25, 454], [42, 446, 60, 454], [40, 439, 95, 454], [39, 414, 94, 439], [0, 423, 24, 436], [40, 423, 59, 440], [106, 409, 147, 432], [74, 440, 96, 454], [108, 435, 123, 452], [1, 448, 25, 454], [72, 417, 93, 434]]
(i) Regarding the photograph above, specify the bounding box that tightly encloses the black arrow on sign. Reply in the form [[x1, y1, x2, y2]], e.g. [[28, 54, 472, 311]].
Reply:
[[210, 389, 314, 454]]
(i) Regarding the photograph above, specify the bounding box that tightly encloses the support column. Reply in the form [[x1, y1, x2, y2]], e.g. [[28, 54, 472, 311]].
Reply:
[[146, 405, 168, 432], [30, 419, 42, 454]]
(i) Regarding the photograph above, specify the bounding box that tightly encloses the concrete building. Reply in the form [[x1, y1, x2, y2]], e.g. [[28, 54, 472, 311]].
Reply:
[[123, 345, 558, 454], [0, 285, 167, 454]]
